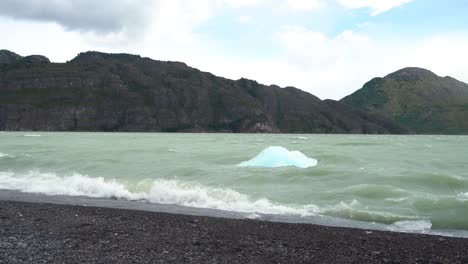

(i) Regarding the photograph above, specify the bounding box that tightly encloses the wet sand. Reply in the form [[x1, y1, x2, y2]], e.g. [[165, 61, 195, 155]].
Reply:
[[1, 200, 467, 263]]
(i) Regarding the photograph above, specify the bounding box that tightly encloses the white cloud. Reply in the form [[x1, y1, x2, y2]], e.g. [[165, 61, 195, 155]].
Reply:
[[338, 0, 413, 15], [1, 0, 467, 101], [272, 26, 468, 99], [0, 17, 92, 62], [219, 0, 266, 8], [287, 0, 325, 11], [237, 15, 252, 23], [0, 0, 155, 33]]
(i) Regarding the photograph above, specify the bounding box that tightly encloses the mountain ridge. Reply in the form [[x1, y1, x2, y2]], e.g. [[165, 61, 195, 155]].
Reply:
[[0, 49, 409, 134], [341, 67, 468, 134]]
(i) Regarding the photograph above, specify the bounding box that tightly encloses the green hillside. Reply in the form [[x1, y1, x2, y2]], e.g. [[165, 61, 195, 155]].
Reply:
[[0, 50, 407, 134], [341, 68, 468, 134]]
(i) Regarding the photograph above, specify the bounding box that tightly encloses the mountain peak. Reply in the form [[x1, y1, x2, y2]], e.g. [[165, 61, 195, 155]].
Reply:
[[0, 50, 50, 65], [385, 67, 437, 81], [70, 51, 145, 64], [341, 67, 468, 134], [0, 49, 22, 64]]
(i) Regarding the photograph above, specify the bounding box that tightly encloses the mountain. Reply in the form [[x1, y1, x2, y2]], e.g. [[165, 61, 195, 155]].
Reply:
[[0, 50, 50, 65], [341, 67, 468, 134], [0, 50, 407, 133]]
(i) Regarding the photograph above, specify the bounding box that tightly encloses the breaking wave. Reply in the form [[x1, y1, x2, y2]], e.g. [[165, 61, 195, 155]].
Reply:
[[0, 171, 320, 217], [2, 171, 464, 233], [392, 220, 432, 232]]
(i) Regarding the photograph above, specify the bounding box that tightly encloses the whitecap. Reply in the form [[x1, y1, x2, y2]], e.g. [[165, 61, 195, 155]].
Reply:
[[145, 179, 320, 216], [0, 171, 138, 199], [245, 213, 261, 219], [23, 134, 41, 137], [385, 197, 409, 202], [392, 220, 432, 232], [458, 192, 468, 200], [0, 153, 8, 158], [238, 146, 317, 168]]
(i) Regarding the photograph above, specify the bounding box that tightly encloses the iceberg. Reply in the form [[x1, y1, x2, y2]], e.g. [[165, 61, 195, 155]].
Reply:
[[238, 146, 317, 169]]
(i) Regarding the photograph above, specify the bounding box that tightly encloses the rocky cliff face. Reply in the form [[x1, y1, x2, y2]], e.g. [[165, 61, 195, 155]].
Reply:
[[0, 50, 407, 133], [341, 67, 468, 134]]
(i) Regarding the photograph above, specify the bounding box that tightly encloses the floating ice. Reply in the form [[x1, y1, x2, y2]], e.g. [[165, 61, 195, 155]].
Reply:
[[238, 146, 317, 168]]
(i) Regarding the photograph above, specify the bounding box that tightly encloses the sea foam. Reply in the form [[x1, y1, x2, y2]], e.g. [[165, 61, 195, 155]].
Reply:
[[458, 192, 468, 200], [238, 146, 317, 168], [392, 220, 432, 232], [0, 171, 320, 217], [0, 153, 8, 158]]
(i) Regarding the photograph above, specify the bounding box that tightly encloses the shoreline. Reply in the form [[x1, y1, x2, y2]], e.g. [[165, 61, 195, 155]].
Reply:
[[1, 190, 468, 239], [0, 194, 467, 263]]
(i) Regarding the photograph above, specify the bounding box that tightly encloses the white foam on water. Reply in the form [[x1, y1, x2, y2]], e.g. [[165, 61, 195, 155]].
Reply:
[[458, 192, 468, 200], [0, 153, 8, 158], [385, 197, 409, 202], [145, 179, 320, 216], [238, 146, 317, 168], [322, 200, 362, 213], [0, 171, 321, 217], [23, 134, 41, 137], [245, 213, 261, 219], [0, 171, 139, 200], [392, 220, 432, 232]]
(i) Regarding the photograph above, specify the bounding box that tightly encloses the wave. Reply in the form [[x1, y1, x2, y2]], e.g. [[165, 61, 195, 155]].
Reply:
[[320, 199, 421, 224], [392, 220, 432, 232], [238, 146, 317, 168], [0, 153, 8, 158], [23, 134, 41, 137], [0, 171, 320, 217], [293, 136, 308, 140], [335, 184, 411, 199], [2, 170, 464, 231], [0, 171, 137, 199]]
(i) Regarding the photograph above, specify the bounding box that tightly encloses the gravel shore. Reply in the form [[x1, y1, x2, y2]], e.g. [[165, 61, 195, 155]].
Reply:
[[0, 200, 467, 264]]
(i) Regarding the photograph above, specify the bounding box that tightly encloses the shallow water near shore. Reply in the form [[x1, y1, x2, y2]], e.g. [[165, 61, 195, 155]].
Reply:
[[0, 132, 467, 236]]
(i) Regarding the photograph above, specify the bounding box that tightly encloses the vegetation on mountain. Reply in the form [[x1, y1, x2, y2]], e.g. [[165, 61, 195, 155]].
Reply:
[[341, 67, 468, 134], [0, 50, 407, 133]]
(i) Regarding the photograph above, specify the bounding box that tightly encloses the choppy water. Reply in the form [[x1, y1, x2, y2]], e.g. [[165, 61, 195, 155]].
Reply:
[[0, 132, 467, 235]]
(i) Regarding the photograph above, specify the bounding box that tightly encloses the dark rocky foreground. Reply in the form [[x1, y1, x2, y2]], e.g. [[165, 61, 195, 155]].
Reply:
[[0, 201, 467, 264]]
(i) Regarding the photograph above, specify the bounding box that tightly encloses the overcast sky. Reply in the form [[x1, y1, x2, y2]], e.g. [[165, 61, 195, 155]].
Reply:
[[1, 0, 468, 99]]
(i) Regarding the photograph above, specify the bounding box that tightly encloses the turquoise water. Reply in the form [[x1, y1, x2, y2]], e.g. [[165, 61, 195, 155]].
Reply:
[[0, 132, 467, 233]]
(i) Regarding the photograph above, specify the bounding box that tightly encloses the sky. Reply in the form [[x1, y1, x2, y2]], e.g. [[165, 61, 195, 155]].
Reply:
[[1, 0, 468, 99]]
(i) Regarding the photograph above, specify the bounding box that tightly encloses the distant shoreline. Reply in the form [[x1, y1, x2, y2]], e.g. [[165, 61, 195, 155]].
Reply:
[[0, 195, 467, 263], [3, 130, 468, 136]]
